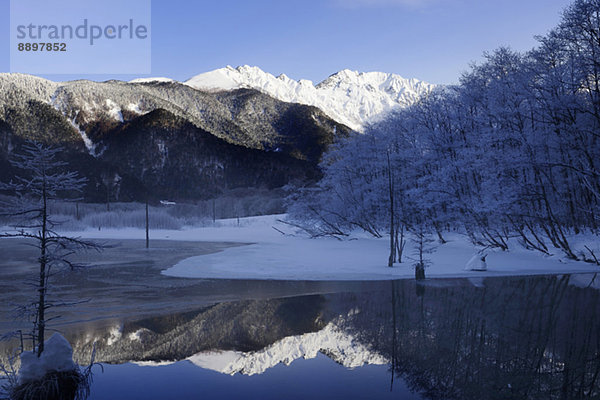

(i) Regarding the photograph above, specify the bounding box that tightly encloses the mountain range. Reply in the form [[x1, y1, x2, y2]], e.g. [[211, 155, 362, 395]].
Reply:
[[140, 65, 434, 132], [0, 66, 432, 201]]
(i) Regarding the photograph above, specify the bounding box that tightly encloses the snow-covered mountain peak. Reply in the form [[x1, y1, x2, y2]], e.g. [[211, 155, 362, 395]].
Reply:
[[0, 73, 59, 103], [317, 69, 429, 97], [184, 65, 433, 131], [318, 68, 362, 86]]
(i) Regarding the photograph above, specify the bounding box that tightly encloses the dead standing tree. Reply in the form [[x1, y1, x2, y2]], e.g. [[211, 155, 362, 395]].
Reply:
[[0, 142, 101, 357]]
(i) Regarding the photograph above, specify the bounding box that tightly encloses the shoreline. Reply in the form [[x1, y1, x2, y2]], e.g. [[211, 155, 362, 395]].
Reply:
[[47, 214, 600, 281]]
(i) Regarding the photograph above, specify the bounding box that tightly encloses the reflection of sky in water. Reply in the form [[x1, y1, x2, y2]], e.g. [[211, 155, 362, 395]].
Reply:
[[89, 354, 418, 400]]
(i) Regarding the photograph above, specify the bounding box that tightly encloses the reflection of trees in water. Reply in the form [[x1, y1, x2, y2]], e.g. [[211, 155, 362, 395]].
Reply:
[[340, 275, 600, 400]]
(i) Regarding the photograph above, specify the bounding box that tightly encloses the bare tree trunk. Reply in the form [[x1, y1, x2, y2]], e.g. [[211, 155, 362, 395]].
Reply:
[[106, 184, 110, 212], [37, 179, 48, 357], [396, 224, 405, 264], [435, 225, 446, 244], [387, 151, 395, 267], [415, 263, 425, 280], [415, 229, 426, 280], [145, 198, 149, 249], [212, 198, 216, 224]]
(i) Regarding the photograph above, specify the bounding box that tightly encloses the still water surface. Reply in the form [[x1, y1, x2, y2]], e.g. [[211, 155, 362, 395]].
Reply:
[[60, 273, 600, 400]]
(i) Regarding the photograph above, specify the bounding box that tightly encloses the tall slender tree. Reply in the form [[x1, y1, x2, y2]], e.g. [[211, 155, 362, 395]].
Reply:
[[0, 142, 100, 357]]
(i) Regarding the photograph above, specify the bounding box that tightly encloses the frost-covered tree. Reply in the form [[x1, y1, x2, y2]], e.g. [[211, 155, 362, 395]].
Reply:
[[288, 125, 415, 265], [0, 142, 100, 357], [290, 0, 600, 265]]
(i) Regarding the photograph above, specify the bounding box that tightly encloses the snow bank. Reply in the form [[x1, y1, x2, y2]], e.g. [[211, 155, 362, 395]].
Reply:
[[18, 333, 76, 384], [162, 233, 598, 281], [55, 214, 600, 281]]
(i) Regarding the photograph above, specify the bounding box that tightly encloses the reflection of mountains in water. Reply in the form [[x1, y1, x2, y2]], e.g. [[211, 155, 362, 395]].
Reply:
[[6, 274, 599, 399], [139, 319, 388, 376], [186, 319, 387, 375], [68, 295, 387, 375]]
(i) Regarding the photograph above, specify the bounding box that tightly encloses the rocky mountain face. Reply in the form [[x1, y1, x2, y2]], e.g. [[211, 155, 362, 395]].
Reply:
[[0, 73, 350, 201]]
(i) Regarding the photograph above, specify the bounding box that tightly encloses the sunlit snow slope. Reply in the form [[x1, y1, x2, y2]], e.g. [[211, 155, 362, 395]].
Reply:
[[185, 65, 434, 131]]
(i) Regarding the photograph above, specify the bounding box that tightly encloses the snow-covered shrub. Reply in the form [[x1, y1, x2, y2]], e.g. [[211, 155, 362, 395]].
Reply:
[[7, 334, 92, 400]]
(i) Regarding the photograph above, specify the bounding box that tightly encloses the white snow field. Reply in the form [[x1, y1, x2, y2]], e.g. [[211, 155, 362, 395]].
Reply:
[[55, 215, 600, 281]]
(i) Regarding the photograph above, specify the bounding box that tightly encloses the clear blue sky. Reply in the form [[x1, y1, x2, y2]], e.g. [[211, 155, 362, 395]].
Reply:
[[0, 0, 574, 85]]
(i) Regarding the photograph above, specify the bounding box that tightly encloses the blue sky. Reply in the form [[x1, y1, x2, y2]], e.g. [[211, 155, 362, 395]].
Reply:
[[0, 0, 573, 85]]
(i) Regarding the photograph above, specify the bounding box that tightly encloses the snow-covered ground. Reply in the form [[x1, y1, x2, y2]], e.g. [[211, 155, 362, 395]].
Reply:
[[52, 215, 600, 281]]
